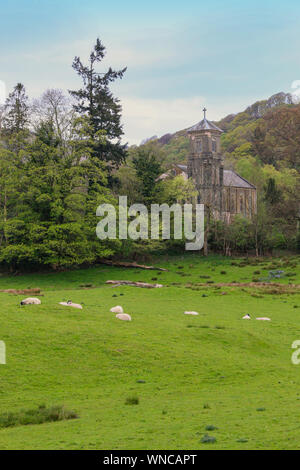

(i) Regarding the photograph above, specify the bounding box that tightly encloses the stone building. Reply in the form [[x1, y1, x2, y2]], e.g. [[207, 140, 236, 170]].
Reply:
[[168, 109, 257, 222]]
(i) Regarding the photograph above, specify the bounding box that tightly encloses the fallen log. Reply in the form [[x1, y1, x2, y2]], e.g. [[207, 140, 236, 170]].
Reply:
[[100, 260, 167, 271], [106, 280, 163, 288]]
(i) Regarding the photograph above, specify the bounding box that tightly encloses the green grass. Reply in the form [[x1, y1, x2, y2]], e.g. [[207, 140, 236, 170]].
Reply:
[[0, 253, 299, 449], [0, 405, 78, 429]]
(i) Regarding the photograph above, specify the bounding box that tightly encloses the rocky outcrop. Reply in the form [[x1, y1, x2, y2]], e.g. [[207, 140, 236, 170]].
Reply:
[[245, 92, 294, 119]]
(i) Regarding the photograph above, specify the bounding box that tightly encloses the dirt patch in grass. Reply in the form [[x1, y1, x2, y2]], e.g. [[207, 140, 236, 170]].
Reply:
[[194, 282, 300, 292], [0, 288, 41, 295]]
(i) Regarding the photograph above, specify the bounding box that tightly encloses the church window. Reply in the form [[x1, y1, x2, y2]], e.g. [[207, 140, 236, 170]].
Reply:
[[212, 139, 217, 152], [240, 195, 244, 213], [195, 139, 202, 152]]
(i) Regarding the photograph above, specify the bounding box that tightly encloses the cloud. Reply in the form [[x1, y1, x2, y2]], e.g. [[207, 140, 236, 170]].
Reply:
[[120, 95, 243, 145]]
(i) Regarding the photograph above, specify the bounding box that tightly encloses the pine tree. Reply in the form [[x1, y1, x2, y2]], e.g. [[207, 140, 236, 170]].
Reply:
[[3, 83, 29, 134], [132, 145, 163, 206], [264, 178, 281, 205], [69, 38, 127, 169]]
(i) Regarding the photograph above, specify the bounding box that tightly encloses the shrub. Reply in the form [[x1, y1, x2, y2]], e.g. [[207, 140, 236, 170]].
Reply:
[[0, 405, 78, 429], [205, 425, 218, 431], [125, 396, 139, 405], [201, 434, 216, 444]]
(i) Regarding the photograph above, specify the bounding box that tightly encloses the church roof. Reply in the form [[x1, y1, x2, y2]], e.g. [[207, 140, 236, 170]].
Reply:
[[174, 165, 255, 189], [187, 117, 224, 133], [223, 170, 256, 189], [176, 164, 188, 171]]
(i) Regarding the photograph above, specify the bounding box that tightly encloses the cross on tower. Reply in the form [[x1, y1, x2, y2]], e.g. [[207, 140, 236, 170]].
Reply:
[[203, 107, 207, 119]]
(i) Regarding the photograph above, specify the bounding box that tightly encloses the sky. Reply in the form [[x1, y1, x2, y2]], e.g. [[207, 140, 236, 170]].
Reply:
[[0, 0, 300, 144]]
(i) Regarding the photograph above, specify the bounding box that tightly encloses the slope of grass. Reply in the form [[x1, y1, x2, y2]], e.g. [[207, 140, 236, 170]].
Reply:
[[0, 254, 299, 449]]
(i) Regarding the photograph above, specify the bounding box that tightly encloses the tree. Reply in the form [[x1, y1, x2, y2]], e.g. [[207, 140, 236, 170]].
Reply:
[[0, 115, 120, 270], [157, 175, 197, 205], [32, 89, 75, 143], [264, 177, 281, 205], [131, 145, 163, 206], [3, 83, 29, 134], [69, 38, 127, 168]]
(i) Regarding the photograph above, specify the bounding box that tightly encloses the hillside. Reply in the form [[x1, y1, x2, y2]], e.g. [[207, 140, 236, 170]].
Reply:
[[143, 92, 298, 168], [149, 92, 295, 145]]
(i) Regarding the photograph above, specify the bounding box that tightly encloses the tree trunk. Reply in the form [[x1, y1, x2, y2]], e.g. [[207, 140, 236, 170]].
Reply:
[[203, 205, 210, 256]]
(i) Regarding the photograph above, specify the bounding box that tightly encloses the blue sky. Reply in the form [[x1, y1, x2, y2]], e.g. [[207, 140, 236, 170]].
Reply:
[[0, 0, 300, 143]]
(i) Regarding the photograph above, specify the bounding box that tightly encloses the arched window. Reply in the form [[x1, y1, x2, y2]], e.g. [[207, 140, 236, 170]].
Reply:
[[240, 195, 244, 213], [212, 139, 217, 152], [195, 139, 202, 152]]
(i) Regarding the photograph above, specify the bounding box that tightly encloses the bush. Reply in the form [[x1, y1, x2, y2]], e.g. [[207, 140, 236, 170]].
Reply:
[[0, 405, 78, 429], [125, 396, 139, 405], [201, 434, 216, 444], [205, 425, 218, 431]]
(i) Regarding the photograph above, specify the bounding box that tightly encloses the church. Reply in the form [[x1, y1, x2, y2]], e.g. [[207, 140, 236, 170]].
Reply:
[[165, 109, 257, 222]]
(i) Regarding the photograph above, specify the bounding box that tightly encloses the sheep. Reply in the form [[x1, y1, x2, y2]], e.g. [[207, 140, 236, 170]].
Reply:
[[20, 297, 41, 305], [242, 314, 251, 320], [59, 301, 83, 309], [110, 306, 124, 313], [256, 317, 271, 321], [184, 311, 199, 316], [116, 313, 131, 321]]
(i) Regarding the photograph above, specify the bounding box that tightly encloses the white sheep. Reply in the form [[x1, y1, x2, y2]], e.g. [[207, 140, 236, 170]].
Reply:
[[110, 306, 123, 313], [184, 311, 199, 316], [20, 297, 41, 305], [116, 313, 131, 321], [59, 301, 83, 310], [242, 314, 251, 320]]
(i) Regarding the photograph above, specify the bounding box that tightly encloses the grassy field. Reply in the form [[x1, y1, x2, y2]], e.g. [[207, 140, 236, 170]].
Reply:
[[0, 253, 300, 449]]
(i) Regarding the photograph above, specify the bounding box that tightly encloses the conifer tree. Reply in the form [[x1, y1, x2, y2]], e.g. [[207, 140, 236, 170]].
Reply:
[[3, 83, 29, 133], [70, 38, 127, 169]]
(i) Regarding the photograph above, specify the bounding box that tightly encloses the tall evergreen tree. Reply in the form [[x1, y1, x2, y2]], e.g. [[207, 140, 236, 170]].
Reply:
[[264, 177, 281, 205], [69, 38, 127, 169], [3, 83, 29, 133], [132, 145, 163, 206]]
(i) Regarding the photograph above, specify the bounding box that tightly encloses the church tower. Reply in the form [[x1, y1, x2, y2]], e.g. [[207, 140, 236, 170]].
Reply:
[[187, 108, 224, 216]]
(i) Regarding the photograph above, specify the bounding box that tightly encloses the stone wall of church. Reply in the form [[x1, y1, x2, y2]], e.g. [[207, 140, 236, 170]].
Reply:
[[222, 186, 257, 221]]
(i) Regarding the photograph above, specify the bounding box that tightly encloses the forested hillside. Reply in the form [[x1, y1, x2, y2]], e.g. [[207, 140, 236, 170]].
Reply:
[[128, 92, 300, 255]]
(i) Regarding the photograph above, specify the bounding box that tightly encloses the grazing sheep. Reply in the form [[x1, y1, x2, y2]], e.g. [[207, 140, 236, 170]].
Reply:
[[256, 317, 271, 321], [110, 306, 123, 314], [116, 313, 131, 321], [184, 311, 199, 316], [242, 314, 251, 320], [20, 297, 41, 305], [59, 301, 83, 310]]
